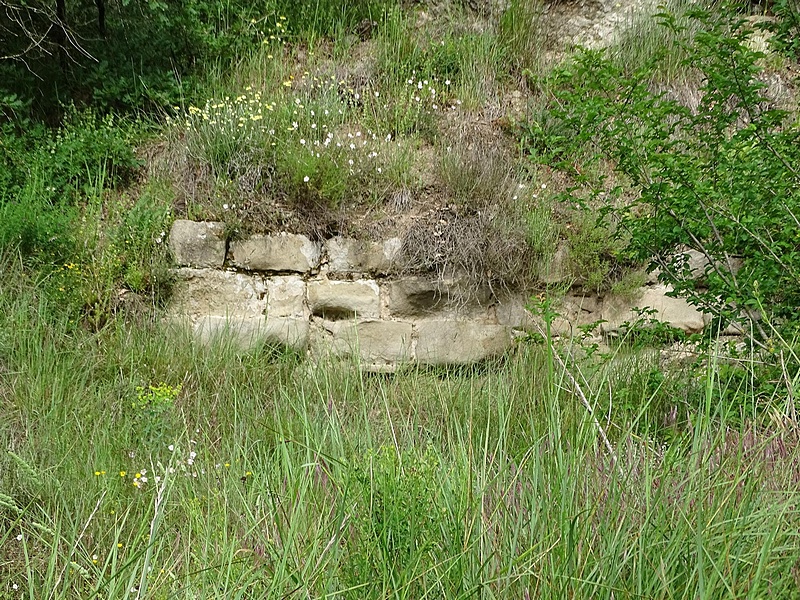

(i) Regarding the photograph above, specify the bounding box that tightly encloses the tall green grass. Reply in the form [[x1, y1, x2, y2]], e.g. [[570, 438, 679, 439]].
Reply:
[[1, 264, 799, 598]]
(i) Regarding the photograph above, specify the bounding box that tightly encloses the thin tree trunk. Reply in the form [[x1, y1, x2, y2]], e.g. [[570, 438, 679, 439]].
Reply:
[[55, 0, 67, 72]]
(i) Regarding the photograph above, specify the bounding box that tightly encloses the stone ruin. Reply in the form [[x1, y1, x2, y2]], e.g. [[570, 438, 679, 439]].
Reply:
[[168, 219, 719, 367]]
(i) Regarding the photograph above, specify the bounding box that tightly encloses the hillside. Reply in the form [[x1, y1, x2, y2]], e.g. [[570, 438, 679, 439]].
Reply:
[[2, 0, 800, 597]]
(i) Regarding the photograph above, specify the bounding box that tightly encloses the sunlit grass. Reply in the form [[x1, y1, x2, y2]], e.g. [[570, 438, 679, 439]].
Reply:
[[1, 269, 799, 598]]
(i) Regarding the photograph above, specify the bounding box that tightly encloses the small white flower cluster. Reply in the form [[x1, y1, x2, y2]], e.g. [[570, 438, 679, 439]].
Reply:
[[399, 75, 461, 112]]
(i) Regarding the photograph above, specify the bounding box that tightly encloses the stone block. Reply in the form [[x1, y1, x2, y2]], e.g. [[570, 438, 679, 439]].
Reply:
[[308, 280, 380, 319], [387, 276, 491, 317], [388, 277, 443, 316], [601, 284, 706, 335], [266, 276, 306, 318], [169, 220, 226, 268], [193, 315, 308, 351], [263, 316, 310, 350], [327, 320, 413, 364], [495, 296, 538, 331], [229, 234, 321, 272], [170, 269, 266, 318], [325, 237, 401, 273], [193, 316, 265, 350], [415, 321, 513, 365]]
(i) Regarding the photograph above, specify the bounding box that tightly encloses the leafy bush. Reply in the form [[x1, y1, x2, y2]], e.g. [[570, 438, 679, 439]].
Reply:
[[44, 108, 141, 198], [524, 9, 800, 344], [0, 174, 77, 265], [761, 0, 800, 59]]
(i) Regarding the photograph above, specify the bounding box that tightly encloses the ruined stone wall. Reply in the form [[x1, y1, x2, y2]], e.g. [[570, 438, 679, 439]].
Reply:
[[168, 220, 716, 366]]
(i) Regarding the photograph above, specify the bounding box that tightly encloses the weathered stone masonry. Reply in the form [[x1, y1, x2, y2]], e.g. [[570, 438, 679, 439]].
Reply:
[[168, 219, 521, 367], [168, 219, 714, 366]]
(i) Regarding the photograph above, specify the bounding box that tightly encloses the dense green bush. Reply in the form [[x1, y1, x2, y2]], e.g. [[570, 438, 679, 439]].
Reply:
[[523, 8, 800, 345], [761, 0, 800, 59]]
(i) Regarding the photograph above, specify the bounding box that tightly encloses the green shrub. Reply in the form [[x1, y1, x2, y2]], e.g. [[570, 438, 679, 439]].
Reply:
[[524, 8, 800, 345], [0, 179, 78, 265], [760, 0, 800, 59]]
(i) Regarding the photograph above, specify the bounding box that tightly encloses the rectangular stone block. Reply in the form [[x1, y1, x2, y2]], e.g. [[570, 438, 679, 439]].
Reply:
[[266, 276, 306, 318], [415, 321, 513, 365], [327, 320, 413, 364], [388, 276, 492, 317], [263, 316, 310, 350], [600, 284, 706, 335], [229, 234, 321, 272], [169, 220, 226, 268], [387, 277, 445, 316], [193, 316, 266, 351], [307, 280, 380, 319], [325, 237, 401, 273], [170, 268, 266, 318], [193, 315, 308, 351]]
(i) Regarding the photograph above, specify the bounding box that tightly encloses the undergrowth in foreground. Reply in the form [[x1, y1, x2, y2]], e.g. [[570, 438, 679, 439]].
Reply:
[[1, 266, 799, 599]]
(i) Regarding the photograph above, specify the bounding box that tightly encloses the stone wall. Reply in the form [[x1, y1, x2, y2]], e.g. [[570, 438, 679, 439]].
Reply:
[[168, 220, 714, 367]]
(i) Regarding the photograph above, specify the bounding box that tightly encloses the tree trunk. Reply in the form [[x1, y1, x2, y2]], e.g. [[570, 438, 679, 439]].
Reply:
[[55, 0, 67, 72]]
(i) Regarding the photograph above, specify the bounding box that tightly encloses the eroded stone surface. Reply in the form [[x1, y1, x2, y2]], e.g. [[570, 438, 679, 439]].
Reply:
[[266, 276, 306, 318], [601, 284, 706, 334], [193, 315, 265, 350], [192, 315, 308, 351], [325, 320, 413, 364], [495, 296, 539, 331], [388, 277, 444, 316], [263, 316, 310, 350], [169, 220, 226, 268], [325, 237, 402, 273], [415, 321, 513, 365], [307, 279, 380, 319], [171, 268, 266, 318], [387, 276, 490, 316], [229, 234, 321, 272]]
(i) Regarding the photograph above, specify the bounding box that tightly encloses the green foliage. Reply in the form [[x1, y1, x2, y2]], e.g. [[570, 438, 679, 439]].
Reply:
[[108, 184, 173, 297], [344, 445, 448, 593], [0, 173, 78, 265], [524, 8, 800, 343], [43, 108, 141, 198], [1, 108, 140, 207], [498, 0, 548, 79], [616, 307, 688, 349], [565, 212, 625, 293], [271, 0, 391, 41], [760, 0, 800, 59], [610, 0, 710, 81], [0, 0, 277, 115], [131, 383, 181, 447]]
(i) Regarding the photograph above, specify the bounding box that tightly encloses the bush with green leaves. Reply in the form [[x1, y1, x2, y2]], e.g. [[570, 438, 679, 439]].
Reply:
[[523, 8, 800, 346], [760, 0, 800, 59]]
